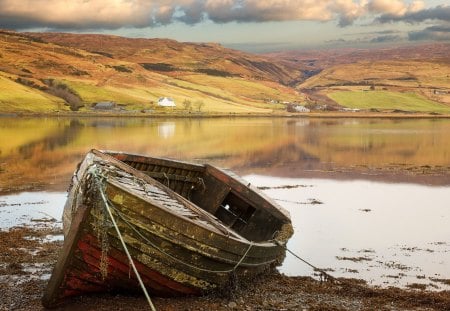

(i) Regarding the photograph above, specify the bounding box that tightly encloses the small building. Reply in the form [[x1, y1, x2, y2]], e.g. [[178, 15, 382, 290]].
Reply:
[[157, 97, 176, 107], [293, 105, 310, 113], [433, 89, 448, 95], [92, 101, 116, 110], [341, 107, 361, 112]]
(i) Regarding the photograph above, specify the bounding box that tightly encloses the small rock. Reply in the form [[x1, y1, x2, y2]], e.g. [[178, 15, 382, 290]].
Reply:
[[228, 301, 237, 308]]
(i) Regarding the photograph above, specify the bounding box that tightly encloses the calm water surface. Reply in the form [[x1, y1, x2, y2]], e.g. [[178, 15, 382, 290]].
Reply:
[[1, 117, 449, 290]]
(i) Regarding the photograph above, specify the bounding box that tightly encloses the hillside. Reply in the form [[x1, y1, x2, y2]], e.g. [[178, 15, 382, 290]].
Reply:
[[2, 30, 450, 115], [0, 30, 303, 114], [267, 44, 450, 113]]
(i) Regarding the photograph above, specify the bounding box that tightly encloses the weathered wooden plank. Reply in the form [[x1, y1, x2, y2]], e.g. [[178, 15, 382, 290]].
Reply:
[[79, 233, 201, 294], [110, 152, 205, 172], [205, 164, 290, 223], [42, 204, 91, 308]]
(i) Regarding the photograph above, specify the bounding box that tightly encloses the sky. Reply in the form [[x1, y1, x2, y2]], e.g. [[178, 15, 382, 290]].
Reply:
[[1, 0, 450, 52]]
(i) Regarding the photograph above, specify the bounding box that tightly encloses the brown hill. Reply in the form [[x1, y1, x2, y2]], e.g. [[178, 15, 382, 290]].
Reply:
[[0, 30, 304, 113], [26, 32, 302, 85], [265, 44, 450, 112], [265, 43, 450, 80]]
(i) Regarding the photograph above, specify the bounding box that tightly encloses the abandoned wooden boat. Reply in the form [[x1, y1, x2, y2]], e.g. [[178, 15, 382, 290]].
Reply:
[[42, 149, 293, 308]]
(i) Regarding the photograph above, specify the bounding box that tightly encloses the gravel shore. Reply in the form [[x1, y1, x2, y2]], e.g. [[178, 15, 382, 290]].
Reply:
[[1, 226, 449, 311]]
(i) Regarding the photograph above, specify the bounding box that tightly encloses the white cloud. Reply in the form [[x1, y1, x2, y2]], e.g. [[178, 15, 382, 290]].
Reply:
[[0, 0, 434, 30]]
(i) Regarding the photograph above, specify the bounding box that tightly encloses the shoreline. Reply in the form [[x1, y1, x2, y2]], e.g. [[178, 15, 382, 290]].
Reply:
[[1, 172, 449, 310], [1, 222, 449, 311], [2, 111, 450, 119]]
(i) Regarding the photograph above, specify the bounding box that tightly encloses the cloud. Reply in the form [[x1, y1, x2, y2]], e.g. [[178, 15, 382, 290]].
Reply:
[[0, 0, 442, 31], [408, 24, 450, 41], [0, 0, 378, 30], [367, 0, 424, 17], [376, 5, 450, 24], [369, 34, 400, 43], [345, 29, 401, 36], [326, 33, 403, 46]]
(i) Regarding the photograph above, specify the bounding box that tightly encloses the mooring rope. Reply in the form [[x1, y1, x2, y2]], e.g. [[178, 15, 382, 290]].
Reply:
[[89, 163, 266, 309], [109, 201, 263, 272], [274, 240, 338, 283], [95, 173, 157, 311]]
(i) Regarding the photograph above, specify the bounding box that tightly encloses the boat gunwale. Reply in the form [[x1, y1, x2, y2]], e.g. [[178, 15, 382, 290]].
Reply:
[[91, 149, 286, 247], [105, 150, 205, 172], [100, 182, 282, 265], [104, 149, 291, 223], [89, 150, 253, 244], [105, 176, 279, 251]]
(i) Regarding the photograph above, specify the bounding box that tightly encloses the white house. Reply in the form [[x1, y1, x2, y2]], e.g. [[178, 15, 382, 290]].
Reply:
[[157, 97, 176, 107], [293, 105, 310, 113]]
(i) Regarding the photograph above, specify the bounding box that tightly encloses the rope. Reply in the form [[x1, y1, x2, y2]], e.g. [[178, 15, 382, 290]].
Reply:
[[197, 177, 206, 193], [162, 172, 170, 188], [96, 173, 157, 311], [109, 201, 263, 273], [232, 243, 253, 271], [274, 240, 338, 284]]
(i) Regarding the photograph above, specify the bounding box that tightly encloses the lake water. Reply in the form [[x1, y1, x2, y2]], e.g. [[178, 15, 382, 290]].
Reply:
[[1, 116, 449, 290]]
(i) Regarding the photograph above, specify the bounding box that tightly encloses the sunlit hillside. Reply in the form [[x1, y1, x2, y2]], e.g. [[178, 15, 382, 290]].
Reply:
[[0, 30, 303, 114], [299, 59, 450, 113]]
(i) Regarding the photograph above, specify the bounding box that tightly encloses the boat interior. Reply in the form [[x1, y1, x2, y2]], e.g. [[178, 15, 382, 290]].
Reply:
[[108, 152, 288, 242]]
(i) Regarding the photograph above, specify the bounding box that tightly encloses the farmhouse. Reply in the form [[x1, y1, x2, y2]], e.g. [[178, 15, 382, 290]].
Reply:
[[92, 101, 116, 110], [157, 97, 176, 107], [433, 89, 448, 95], [293, 105, 310, 113]]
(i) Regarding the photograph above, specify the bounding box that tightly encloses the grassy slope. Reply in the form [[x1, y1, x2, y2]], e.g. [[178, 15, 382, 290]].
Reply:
[[0, 74, 67, 112], [0, 31, 302, 114], [328, 90, 450, 113], [300, 59, 450, 112]]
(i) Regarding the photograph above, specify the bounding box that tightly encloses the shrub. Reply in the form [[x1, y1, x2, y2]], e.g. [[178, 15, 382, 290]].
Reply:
[[112, 65, 133, 73], [140, 63, 176, 72], [183, 99, 192, 112], [42, 79, 83, 111], [195, 100, 205, 112]]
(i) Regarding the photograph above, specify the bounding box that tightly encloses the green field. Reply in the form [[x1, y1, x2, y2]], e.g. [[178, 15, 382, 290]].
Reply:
[[328, 90, 450, 113], [0, 75, 67, 112]]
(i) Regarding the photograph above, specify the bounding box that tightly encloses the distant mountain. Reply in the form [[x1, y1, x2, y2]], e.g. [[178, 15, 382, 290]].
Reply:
[[265, 44, 450, 113], [265, 43, 450, 76]]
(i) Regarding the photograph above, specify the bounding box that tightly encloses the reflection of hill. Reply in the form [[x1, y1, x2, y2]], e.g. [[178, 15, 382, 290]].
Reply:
[[1, 117, 449, 194], [18, 120, 83, 157], [226, 119, 450, 185], [0, 119, 84, 194]]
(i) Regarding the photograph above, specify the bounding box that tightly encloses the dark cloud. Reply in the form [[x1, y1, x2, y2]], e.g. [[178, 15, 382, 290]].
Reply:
[[325, 33, 404, 46], [346, 29, 401, 36], [377, 5, 450, 24], [408, 24, 450, 41], [370, 34, 401, 43], [0, 0, 372, 30]]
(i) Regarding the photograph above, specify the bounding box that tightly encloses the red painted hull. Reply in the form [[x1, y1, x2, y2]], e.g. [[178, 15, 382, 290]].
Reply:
[[61, 233, 200, 299]]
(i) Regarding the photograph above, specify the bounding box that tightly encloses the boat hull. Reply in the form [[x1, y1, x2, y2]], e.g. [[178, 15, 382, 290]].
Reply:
[[43, 150, 293, 308]]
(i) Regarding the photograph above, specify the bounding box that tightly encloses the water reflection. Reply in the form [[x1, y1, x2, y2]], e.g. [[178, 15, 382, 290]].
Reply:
[[1, 117, 450, 194], [158, 122, 176, 138], [246, 175, 450, 290], [0, 116, 449, 290]]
